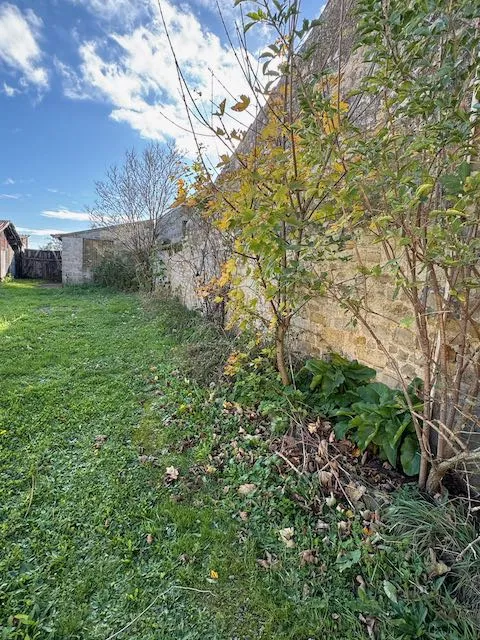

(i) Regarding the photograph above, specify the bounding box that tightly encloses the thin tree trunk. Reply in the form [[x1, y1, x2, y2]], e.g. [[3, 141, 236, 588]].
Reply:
[[276, 323, 291, 386]]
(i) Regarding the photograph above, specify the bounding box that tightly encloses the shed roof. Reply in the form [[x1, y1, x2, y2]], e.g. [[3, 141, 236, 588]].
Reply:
[[0, 220, 23, 251]]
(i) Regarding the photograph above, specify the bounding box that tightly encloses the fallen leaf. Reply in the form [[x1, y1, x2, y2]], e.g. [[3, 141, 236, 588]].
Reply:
[[299, 549, 318, 565], [337, 520, 352, 538], [345, 483, 366, 504], [146, 534, 153, 544], [307, 422, 318, 434], [383, 579, 398, 603], [256, 550, 277, 570], [165, 466, 179, 482], [318, 470, 333, 488], [316, 519, 330, 531], [94, 434, 108, 449], [279, 527, 295, 548], [359, 614, 377, 639], [317, 439, 328, 459], [239, 511, 248, 521], [427, 548, 450, 578], [325, 493, 337, 508], [210, 569, 218, 579], [356, 574, 366, 594], [238, 483, 256, 495]]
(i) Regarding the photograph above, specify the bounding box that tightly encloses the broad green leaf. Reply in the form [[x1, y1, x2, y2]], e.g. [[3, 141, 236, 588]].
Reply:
[[400, 435, 421, 476], [383, 580, 398, 603]]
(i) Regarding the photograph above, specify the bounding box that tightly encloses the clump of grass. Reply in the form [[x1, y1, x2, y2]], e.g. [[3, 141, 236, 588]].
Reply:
[[142, 292, 236, 385], [386, 488, 480, 621]]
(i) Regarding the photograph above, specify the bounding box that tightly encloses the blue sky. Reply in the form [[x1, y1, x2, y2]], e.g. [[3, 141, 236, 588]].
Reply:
[[0, 0, 322, 247]]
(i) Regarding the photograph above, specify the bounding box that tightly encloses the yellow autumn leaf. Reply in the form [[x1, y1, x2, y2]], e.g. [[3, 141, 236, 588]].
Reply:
[[210, 569, 219, 579], [231, 95, 250, 112]]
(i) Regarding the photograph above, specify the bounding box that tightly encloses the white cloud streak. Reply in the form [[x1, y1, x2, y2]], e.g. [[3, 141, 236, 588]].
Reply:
[[41, 208, 91, 222], [17, 227, 67, 236], [0, 3, 48, 89], [0, 193, 20, 199]]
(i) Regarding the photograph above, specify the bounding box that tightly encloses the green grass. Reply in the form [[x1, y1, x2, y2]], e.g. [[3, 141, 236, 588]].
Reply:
[[0, 281, 477, 639]]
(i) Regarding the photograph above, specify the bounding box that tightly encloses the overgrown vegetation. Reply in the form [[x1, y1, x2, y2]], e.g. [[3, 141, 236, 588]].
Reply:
[[1, 281, 479, 639], [93, 253, 141, 291], [164, 0, 480, 494]]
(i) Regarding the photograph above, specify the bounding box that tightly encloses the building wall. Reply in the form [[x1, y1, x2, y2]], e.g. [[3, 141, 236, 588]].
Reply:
[[61, 237, 85, 284], [61, 228, 117, 284], [0, 230, 16, 279]]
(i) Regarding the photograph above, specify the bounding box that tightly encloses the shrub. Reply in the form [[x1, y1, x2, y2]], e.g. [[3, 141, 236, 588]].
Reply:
[[299, 354, 422, 475], [93, 254, 140, 291]]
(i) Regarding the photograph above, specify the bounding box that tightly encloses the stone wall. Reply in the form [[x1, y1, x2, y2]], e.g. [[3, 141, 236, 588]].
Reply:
[[61, 228, 116, 284]]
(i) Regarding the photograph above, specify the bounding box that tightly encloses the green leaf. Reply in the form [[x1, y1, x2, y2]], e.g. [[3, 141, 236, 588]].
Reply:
[[400, 434, 421, 476], [214, 98, 226, 117], [336, 549, 361, 572], [383, 580, 398, 603]]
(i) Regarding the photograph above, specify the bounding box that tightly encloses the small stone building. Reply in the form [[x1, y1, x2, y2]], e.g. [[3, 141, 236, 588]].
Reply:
[[55, 207, 191, 284], [0, 220, 24, 280]]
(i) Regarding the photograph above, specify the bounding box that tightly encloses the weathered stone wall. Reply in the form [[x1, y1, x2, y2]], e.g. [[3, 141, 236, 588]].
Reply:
[[61, 229, 114, 284], [61, 237, 85, 284]]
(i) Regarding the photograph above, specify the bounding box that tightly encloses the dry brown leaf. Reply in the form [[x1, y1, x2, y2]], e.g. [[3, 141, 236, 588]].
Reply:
[[257, 550, 277, 570], [278, 527, 295, 548], [316, 519, 330, 531], [299, 549, 318, 565], [165, 466, 179, 482], [318, 439, 329, 459], [337, 520, 352, 538], [428, 548, 451, 578], [307, 422, 318, 434], [359, 614, 377, 639], [94, 434, 108, 449], [345, 483, 366, 504], [318, 470, 333, 488], [239, 511, 248, 521], [146, 533, 153, 545], [238, 483, 256, 496]]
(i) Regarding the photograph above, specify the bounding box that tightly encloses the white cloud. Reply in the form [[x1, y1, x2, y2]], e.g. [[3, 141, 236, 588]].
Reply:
[[67, 0, 152, 26], [41, 208, 90, 222], [58, 0, 260, 158], [0, 4, 48, 90], [0, 192, 20, 199], [2, 81, 18, 96], [17, 227, 66, 236], [3, 177, 14, 184]]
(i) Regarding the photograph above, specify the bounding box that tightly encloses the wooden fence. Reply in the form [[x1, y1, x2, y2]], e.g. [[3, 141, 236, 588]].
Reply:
[[18, 249, 62, 282]]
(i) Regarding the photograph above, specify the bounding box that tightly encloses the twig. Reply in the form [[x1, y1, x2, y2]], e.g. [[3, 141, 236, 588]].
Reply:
[[275, 451, 304, 476], [104, 586, 215, 640], [455, 535, 480, 563]]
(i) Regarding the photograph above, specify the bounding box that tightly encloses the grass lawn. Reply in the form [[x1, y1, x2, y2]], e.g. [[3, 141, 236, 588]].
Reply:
[[0, 281, 477, 640]]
